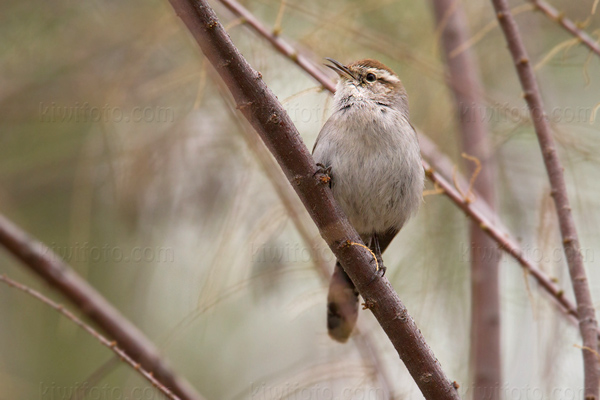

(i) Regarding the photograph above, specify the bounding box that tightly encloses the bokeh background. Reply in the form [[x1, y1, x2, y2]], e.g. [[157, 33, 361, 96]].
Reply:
[[1, 0, 599, 399]]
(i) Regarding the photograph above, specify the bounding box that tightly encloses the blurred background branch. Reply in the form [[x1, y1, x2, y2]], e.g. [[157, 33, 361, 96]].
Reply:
[[430, 1, 502, 398], [530, 0, 600, 57], [0, 214, 204, 400], [0, 274, 181, 400], [491, 0, 600, 397], [1, 0, 599, 398]]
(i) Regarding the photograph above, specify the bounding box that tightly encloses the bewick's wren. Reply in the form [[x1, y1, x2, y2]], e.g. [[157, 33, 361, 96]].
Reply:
[[313, 58, 424, 342]]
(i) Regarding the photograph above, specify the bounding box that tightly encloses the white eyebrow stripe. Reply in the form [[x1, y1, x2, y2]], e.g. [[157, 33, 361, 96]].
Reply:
[[370, 69, 400, 83]]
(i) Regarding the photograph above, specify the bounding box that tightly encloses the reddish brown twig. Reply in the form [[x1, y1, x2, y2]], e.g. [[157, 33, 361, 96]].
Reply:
[[491, 0, 599, 397], [431, 0, 501, 397], [421, 158, 579, 323], [0, 274, 180, 400], [530, 0, 600, 58], [167, 1, 460, 398], [0, 214, 203, 400], [216, 0, 335, 92]]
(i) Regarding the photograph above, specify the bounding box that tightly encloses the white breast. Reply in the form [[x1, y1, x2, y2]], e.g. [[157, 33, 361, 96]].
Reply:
[[313, 101, 424, 237]]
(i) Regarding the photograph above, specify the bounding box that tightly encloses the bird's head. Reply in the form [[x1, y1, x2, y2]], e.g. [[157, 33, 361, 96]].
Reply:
[[325, 58, 408, 114]]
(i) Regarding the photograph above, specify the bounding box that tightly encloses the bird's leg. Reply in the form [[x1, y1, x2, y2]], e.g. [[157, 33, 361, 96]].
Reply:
[[371, 233, 386, 277], [315, 163, 332, 187]]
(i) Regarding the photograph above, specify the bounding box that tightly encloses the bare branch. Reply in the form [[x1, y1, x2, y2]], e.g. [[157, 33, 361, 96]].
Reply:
[[490, 0, 600, 397], [167, 0, 460, 398], [213, 76, 394, 397], [430, 0, 501, 396], [420, 154, 578, 323], [0, 275, 180, 400], [217, 0, 335, 92], [0, 214, 204, 400], [530, 0, 600, 58]]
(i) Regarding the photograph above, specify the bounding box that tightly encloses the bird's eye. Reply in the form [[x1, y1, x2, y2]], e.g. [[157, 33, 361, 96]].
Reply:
[[365, 73, 377, 82]]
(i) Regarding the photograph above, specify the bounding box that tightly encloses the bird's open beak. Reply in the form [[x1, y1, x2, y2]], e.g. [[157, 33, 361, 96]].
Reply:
[[325, 58, 356, 80]]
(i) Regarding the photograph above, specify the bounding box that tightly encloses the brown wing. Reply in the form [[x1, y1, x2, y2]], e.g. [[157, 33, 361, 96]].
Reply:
[[312, 115, 338, 154]]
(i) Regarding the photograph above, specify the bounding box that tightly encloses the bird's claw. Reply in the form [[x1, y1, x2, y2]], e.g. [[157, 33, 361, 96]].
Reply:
[[373, 257, 386, 277], [315, 163, 332, 186]]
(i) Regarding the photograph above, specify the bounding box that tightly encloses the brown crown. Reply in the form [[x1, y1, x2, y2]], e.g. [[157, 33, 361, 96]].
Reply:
[[346, 59, 396, 76]]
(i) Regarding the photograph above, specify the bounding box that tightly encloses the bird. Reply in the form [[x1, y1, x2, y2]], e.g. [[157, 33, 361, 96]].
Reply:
[[312, 58, 424, 342]]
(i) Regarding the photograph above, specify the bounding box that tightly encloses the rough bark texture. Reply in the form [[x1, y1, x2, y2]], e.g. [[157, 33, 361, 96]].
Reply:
[[167, 0, 461, 399], [491, 0, 600, 397], [215, 78, 394, 397], [430, 1, 501, 398], [0, 214, 203, 400]]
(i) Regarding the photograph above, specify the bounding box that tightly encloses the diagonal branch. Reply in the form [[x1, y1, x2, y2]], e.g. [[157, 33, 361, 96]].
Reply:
[[0, 214, 204, 400], [213, 0, 590, 337], [529, 0, 600, 58], [167, 0, 460, 399], [0, 274, 180, 400], [216, 0, 335, 91], [213, 76, 394, 397], [490, 0, 599, 397], [420, 155, 578, 323]]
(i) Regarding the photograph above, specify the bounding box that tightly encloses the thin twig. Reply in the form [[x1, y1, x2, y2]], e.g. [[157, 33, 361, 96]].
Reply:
[[0, 274, 180, 400], [529, 0, 600, 58], [448, 4, 535, 59], [422, 158, 578, 323], [212, 0, 590, 337], [217, 0, 335, 92], [0, 214, 204, 400], [167, 1, 460, 398], [491, 0, 599, 397]]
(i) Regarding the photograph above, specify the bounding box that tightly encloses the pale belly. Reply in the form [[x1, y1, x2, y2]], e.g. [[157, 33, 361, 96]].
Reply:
[[328, 146, 420, 236], [313, 102, 424, 237]]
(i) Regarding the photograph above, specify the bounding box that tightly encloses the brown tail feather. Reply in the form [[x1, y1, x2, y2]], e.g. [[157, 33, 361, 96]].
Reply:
[[326, 228, 398, 342], [327, 261, 359, 342]]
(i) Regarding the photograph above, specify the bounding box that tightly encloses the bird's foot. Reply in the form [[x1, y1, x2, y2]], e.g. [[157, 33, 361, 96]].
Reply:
[[376, 260, 386, 277], [314, 163, 332, 186], [370, 254, 386, 277]]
